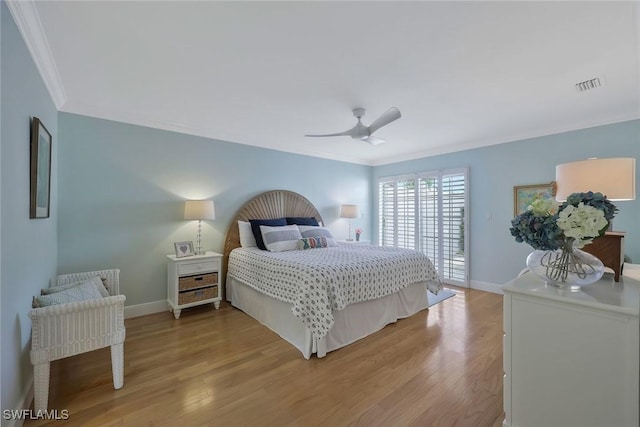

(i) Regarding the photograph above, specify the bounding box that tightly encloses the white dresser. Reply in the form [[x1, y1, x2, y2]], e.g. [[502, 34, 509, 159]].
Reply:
[[502, 265, 640, 427]]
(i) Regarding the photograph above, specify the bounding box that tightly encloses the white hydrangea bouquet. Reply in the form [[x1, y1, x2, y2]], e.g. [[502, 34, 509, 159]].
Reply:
[[510, 192, 617, 286]]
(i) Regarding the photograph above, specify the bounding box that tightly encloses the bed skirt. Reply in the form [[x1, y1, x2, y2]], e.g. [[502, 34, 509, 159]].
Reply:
[[226, 275, 429, 359]]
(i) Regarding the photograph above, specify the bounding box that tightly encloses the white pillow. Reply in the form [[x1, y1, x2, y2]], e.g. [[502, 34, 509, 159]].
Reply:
[[42, 276, 110, 297], [260, 224, 302, 252], [33, 280, 105, 307], [238, 220, 257, 247], [298, 225, 335, 240]]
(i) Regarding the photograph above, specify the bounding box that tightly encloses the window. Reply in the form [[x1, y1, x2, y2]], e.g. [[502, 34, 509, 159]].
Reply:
[[378, 168, 468, 286]]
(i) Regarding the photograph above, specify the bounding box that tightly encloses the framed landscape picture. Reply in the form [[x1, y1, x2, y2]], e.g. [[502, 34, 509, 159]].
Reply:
[[30, 117, 52, 219], [513, 182, 557, 216]]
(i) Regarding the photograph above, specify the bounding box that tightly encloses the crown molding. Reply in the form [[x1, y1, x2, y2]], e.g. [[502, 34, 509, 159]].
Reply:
[[6, 0, 66, 109], [370, 113, 640, 167]]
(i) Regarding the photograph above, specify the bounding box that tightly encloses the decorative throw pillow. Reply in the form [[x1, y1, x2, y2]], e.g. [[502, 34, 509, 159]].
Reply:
[[297, 237, 335, 249], [249, 218, 287, 250], [298, 225, 335, 240], [238, 220, 257, 247], [41, 276, 110, 297], [286, 217, 320, 226], [260, 224, 302, 252], [33, 281, 105, 308]]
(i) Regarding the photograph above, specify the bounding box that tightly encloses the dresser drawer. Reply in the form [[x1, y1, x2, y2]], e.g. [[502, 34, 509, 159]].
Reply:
[[178, 286, 218, 305], [178, 272, 218, 291], [177, 259, 219, 276]]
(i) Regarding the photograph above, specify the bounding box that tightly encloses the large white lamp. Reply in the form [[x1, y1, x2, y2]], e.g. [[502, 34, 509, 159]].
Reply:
[[340, 204, 359, 241], [184, 200, 216, 255], [555, 158, 636, 201]]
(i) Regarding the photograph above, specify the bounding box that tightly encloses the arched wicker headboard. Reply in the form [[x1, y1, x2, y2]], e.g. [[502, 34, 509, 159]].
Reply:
[[223, 190, 324, 284]]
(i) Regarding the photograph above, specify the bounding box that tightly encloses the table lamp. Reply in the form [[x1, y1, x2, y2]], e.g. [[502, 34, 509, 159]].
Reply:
[[340, 204, 359, 241], [184, 200, 216, 255]]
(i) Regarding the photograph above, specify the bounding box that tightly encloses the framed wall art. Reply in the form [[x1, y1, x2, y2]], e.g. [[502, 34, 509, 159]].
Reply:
[[513, 182, 557, 216], [30, 117, 52, 219], [174, 241, 195, 258]]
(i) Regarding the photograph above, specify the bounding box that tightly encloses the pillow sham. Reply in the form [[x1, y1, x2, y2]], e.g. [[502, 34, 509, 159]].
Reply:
[[33, 280, 105, 308], [41, 276, 110, 297], [238, 220, 257, 247], [260, 224, 303, 252], [298, 236, 336, 249], [298, 225, 335, 240], [249, 218, 287, 250], [286, 217, 320, 226]]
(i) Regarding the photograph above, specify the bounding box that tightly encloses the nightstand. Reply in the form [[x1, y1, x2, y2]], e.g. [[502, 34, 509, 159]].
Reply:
[[166, 251, 222, 319], [581, 231, 625, 281]]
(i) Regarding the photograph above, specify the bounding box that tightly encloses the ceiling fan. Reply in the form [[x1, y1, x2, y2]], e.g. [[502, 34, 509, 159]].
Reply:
[[305, 107, 401, 145]]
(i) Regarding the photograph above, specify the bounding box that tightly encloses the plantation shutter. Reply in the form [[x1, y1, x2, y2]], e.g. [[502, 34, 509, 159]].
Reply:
[[440, 171, 467, 283], [378, 168, 468, 286], [378, 176, 417, 249], [396, 178, 417, 250], [419, 175, 439, 269], [379, 181, 395, 247]]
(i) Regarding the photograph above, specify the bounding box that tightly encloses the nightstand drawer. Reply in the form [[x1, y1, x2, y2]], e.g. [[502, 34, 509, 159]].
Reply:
[[178, 272, 218, 291], [178, 286, 218, 305], [178, 259, 219, 276]]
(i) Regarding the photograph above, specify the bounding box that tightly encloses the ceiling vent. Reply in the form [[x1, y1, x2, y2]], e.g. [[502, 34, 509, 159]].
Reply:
[[575, 77, 602, 92]]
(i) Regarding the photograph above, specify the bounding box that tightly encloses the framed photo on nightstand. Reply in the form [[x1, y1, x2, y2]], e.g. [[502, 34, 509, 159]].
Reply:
[[174, 241, 194, 258]]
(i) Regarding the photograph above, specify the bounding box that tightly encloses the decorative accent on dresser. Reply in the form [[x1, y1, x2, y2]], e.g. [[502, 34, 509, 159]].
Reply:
[[502, 268, 640, 427], [166, 252, 222, 319], [510, 192, 617, 290], [553, 157, 635, 282]]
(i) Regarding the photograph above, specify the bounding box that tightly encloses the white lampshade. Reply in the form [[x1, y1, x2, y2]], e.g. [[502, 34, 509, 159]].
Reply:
[[555, 158, 636, 201], [340, 204, 359, 218], [184, 200, 216, 220]]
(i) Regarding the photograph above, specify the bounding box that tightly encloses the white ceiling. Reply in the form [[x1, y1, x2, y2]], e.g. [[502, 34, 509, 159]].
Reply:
[[10, 1, 640, 166]]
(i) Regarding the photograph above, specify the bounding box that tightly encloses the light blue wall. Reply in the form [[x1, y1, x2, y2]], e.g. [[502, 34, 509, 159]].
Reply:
[[373, 120, 640, 285], [1, 1, 58, 414], [57, 113, 372, 306]]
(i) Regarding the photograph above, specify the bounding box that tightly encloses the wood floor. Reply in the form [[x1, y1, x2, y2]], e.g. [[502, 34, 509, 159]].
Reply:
[[25, 287, 504, 427]]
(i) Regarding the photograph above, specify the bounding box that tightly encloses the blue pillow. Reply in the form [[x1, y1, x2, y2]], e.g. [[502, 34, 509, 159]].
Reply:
[[249, 218, 287, 250], [286, 217, 320, 226]]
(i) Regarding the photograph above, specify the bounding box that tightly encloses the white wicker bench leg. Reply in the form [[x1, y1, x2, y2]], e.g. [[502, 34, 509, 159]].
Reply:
[[33, 362, 50, 411], [111, 343, 124, 389]]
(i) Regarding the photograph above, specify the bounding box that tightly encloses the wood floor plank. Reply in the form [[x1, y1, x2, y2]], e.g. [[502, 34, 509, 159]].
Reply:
[[24, 287, 504, 427]]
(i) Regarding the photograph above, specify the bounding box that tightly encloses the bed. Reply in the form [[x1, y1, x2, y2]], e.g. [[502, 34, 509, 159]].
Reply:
[[223, 190, 442, 358]]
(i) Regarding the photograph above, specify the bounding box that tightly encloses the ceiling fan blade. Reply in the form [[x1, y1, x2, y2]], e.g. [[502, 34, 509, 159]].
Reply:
[[304, 129, 354, 138], [368, 107, 401, 134], [362, 136, 387, 145]]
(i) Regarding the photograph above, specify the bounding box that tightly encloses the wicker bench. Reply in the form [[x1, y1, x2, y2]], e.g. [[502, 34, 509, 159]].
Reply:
[[28, 269, 126, 411]]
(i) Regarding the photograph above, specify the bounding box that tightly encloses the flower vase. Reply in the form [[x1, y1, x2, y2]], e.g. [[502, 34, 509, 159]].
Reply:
[[526, 240, 604, 291], [355, 233, 360, 241]]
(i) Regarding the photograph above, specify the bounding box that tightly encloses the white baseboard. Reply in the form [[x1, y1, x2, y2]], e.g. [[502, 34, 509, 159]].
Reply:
[[124, 300, 168, 319], [470, 280, 504, 295], [7, 378, 33, 427]]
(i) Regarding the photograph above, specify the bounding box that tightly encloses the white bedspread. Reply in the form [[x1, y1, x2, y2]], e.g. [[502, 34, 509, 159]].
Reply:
[[228, 243, 442, 340]]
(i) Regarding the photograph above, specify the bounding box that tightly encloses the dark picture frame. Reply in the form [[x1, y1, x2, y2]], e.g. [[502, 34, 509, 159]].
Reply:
[[30, 117, 52, 219], [513, 182, 557, 216]]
